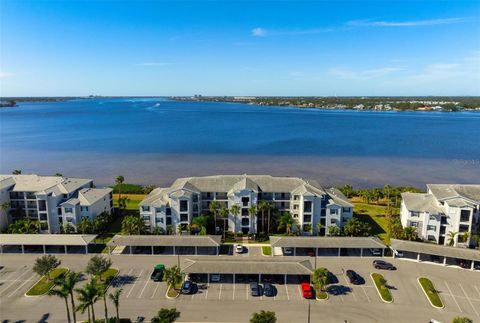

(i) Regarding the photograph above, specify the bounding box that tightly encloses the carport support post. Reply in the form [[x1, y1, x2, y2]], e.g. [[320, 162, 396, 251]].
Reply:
[[173, 246, 176, 256], [294, 247, 296, 256], [129, 245, 132, 255], [84, 245, 88, 254], [21, 244, 25, 254], [416, 253, 420, 262], [151, 246, 154, 255], [338, 248, 341, 257], [259, 274, 261, 283], [64, 245, 67, 254], [42, 245, 46, 254], [443, 257, 447, 266], [360, 248, 363, 257], [195, 246, 197, 255], [382, 248, 385, 257], [284, 274, 287, 284], [471, 262, 475, 270]]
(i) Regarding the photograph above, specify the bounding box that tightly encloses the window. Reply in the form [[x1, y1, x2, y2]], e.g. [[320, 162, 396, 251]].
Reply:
[[155, 208, 162, 214], [411, 211, 420, 217], [460, 210, 471, 222], [58, 217, 63, 223], [156, 217, 164, 224], [65, 207, 73, 213], [38, 200, 47, 212], [429, 215, 436, 221], [63, 194, 68, 199], [180, 214, 188, 222], [303, 214, 312, 222], [166, 217, 172, 225], [293, 195, 300, 201], [241, 218, 249, 226], [330, 219, 337, 224], [142, 215, 150, 221], [192, 194, 198, 202], [57, 207, 62, 215], [81, 206, 89, 212], [241, 208, 249, 216], [342, 207, 351, 213], [427, 225, 436, 231], [141, 206, 150, 212], [166, 208, 171, 216], [241, 197, 249, 206], [330, 208, 338, 215], [180, 200, 188, 212], [410, 221, 418, 227], [304, 201, 312, 212]]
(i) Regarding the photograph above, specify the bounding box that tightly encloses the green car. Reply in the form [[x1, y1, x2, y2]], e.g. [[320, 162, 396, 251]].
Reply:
[[150, 264, 165, 282]]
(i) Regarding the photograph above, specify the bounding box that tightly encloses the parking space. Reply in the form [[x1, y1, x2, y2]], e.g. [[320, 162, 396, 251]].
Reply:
[[433, 279, 480, 319], [109, 268, 166, 300], [0, 265, 36, 299]]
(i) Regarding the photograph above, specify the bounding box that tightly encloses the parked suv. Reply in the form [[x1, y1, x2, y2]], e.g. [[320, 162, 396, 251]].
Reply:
[[150, 264, 165, 282], [373, 260, 396, 270], [250, 282, 262, 297], [263, 283, 275, 297], [181, 281, 196, 294]]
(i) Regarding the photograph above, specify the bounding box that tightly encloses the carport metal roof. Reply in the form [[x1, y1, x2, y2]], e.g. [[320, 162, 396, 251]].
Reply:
[[270, 236, 386, 249], [182, 258, 313, 275], [107, 235, 222, 247], [390, 239, 480, 261], [0, 234, 97, 246]]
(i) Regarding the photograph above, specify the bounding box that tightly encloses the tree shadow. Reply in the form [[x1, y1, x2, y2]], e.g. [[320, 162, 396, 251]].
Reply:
[[109, 274, 137, 288], [327, 285, 353, 296], [38, 313, 50, 323], [354, 213, 386, 236]]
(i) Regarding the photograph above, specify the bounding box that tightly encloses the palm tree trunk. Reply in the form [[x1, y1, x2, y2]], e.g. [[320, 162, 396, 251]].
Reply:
[[64, 297, 72, 323], [104, 297, 108, 323], [70, 293, 77, 323], [116, 305, 120, 323], [267, 209, 271, 234], [87, 306, 91, 323], [91, 304, 96, 323]]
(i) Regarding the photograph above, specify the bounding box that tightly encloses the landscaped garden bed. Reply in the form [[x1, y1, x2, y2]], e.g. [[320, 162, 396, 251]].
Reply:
[[26, 268, 69, 296], [418, 277, 444, 308], [371, 273, 393, 303]]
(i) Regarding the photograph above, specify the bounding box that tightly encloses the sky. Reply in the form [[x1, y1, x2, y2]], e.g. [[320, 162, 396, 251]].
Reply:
[[1, 0, 479, 96]]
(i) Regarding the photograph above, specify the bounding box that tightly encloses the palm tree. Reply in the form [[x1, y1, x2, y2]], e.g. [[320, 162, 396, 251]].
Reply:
[[164, 266, 183, 291], [108, 288, 122, 323], [76, 279, 99, 323], [316, 223, 323, 236], [248, 204, 257, 234], [97, 283, 109, 323], [277, 212, 297, 236], [265, 202, 274, 235], [219, 207, 229, 240], [402, 226, 417, 241], [257, 200, 269, 233], [447, 231, 459, 246], [208, 200, 220, 234], [63, 271, 81, 323], [12, 169, 22, 175], [312, 267, 330, 294], [48, 278, 72, 323], [229, 204, 241, 238], [121, 215, 143, 235], [115, 175, 124, 201]]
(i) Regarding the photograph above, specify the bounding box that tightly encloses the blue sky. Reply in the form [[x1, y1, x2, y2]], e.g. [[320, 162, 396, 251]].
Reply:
[[1, 0, 479, 96]]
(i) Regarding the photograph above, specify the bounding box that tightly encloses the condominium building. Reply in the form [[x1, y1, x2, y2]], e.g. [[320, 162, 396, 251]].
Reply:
[[0, 174, 113, 233], [139, 175, 353, 235], [400, 184, 480, 247]]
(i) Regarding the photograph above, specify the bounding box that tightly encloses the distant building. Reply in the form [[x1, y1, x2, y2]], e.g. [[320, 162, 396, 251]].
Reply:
[[0, 174, 113, 233], [139, 175, 353, 235], [400, 184, 480, 247]]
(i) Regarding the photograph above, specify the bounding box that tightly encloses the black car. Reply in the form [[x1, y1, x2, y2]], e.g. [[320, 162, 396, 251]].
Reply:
[[327, 271, 339, 284], [263, 283, 275, 297], [346, 270, 362, 285], [373, 260, 396, 270], [250, 282, 262, 297], [181, 281, 196, 294]]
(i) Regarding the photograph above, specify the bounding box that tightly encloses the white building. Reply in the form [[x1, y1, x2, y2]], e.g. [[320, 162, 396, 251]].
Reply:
[[400, 184, 480, 247], [0, 174, 113, 233], [139, 175, 353, 235]]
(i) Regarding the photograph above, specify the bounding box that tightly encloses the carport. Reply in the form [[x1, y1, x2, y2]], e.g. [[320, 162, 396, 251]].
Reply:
[[0, 234, 97, 254], [270, 236, 387, 257], [181, 258, 313, 284], [107, 235, 222, 255], [390, 239, 480, 271]]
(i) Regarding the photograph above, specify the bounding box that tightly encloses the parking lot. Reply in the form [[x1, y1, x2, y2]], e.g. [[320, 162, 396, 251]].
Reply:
[[1, 254, 480, 323]]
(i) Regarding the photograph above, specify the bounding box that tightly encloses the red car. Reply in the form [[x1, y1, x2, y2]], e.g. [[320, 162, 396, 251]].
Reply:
[[306, 248, 315, 257], [301, 283, 313, 299]]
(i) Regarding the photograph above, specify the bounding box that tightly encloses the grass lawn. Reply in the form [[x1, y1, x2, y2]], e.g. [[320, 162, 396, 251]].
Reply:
[[26, 268, 69, 296], [262, 246, 272, 256], [353, 202, 398, 243], [113, 194, 146, 210], [93, 268, 119, 285], [166, 282, 182, 298], [418, 277, 443, 308], [316, 290, 328, 300], [371, 273, 393, 303]]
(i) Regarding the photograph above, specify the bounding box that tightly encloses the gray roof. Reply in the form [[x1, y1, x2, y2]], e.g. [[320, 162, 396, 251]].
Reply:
[[182, 258, 313, 275], [390, 239, 480, 261], [401, 192, 443, 213], [140, 174, 326, 207], [78, 188, 112, 205], [107, 235, 222, 247], [0, 174, 92, 195], [427, 184, 480, 203], [326, 188, 354, 207], [270, 236, 386, 249], [0, 234, 97, 246]]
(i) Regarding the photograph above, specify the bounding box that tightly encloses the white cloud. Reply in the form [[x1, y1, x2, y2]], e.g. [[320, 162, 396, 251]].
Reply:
[[0, 71, 14, 78], [347, 17, 470, 27], [134, 62, 170, 67], [251, 27, 267, 37]]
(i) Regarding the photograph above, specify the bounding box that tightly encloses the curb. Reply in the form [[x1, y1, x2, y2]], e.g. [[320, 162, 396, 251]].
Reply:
[[370, 273, 393, 303], [165, 285, 180, 299], [316, 291, 329, 301], [25, 268, 70, 297], [417, 277, 444, 309]]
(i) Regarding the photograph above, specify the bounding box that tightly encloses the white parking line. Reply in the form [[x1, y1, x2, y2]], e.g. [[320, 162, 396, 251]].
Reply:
[[219, 284, 223, 300], [285, 284, 290, 301], [7, 276, 34, 298], [138, 279, 150, 298], [444, 281, 462, 313], [246, 285, 248, 300], [458, 283, 479, 318], [205, 283, 209, 299], [361, 286, 371, 303], [151, 283, 160, 299], [126, 269, 143, 298], [475, 285, 480, 299], [0, 267, 31, 295]]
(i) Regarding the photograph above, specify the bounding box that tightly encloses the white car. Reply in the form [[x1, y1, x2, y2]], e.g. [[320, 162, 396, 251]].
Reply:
[[394, 250, 404, 258], [369, 248, 382, 256], [235, 244, 244, 253], [210, 274, 221, 282]]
